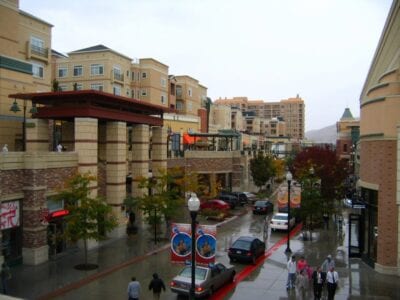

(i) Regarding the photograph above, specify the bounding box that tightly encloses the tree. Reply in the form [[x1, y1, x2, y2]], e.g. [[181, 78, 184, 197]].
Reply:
[[129, 168, 186, 239], [292, 145, 349, 219], [54, 172, 117, 269], [250, 152, 275, 191]]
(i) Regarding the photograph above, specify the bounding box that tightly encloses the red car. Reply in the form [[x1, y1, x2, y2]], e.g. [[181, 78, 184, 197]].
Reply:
[[200, 199, 230, 210]]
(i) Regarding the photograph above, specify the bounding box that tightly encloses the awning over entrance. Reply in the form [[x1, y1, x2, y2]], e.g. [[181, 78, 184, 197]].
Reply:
[[9, 90, 174, 126]]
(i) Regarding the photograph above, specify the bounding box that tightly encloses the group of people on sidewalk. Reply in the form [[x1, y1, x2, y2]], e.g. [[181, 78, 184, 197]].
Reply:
[[127, 272, 166, 300], [287, 254, 339, 300]]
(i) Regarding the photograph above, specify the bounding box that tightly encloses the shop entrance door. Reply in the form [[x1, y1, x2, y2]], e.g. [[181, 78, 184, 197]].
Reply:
[[48, 219, 66, 258], [348, 213, 363, 257]]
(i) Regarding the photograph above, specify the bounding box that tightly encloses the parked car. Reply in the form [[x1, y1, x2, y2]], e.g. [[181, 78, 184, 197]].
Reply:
[[269, 213, 296, 231], [252, 200, 274, 215], [229, 192, 255, 205], [200, 199, 230, 211], [242, 192, 258, 203], [228, 236, 265, 264], [170, 263, 236, 298], [218, 194, 239, 209]]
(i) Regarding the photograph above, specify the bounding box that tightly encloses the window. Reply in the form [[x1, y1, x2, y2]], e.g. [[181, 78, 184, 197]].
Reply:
[[31, 36, 44, 48], [58, 67, 67, 78], [32, 61, 44, 78], [73, 65, 83, 77], [113, 85, 121, 96], [176, 101, 183, 110], [91, 64, 104, 76], [75, 83, 83, 91], [59, 85, 67, 91], [141, 89, 147, 96], [131, 89, 135, 98], [126, 70, 129, 77], [188, 88, 192, 97], [161, 93, 166, 104], [90, 83, 103, 91], [161, 77, 167, 87], [141, 72, 147, 79], [131, 71, 135, 80], [187, 101, 192, 111], [113, 66, 123, 81]]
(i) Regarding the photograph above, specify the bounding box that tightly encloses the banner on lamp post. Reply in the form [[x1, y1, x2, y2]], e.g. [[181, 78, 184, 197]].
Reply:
[[170, 223, 217, 265]]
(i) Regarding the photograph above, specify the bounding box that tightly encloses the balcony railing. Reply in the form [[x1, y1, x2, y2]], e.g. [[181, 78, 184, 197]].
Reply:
[[26, 41, 49, 63], [113, 72, 124, 82], [31, 44, 48, 58]]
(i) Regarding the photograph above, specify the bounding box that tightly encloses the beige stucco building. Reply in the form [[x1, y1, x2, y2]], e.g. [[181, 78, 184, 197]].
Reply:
[[0, 0, 52, 150], [358, 0, 400, 276]]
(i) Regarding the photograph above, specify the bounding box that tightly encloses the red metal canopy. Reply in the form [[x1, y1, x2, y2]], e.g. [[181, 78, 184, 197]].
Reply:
[[9, 90, 174, 126]]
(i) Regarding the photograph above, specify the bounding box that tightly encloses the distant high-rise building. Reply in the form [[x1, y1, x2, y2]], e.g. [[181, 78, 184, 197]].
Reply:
[[214, 95, 305, 140]]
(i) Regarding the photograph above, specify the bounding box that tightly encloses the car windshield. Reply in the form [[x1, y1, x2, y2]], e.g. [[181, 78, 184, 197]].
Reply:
[[179, 266, 207, 280], [273, 215, 288, 220], [232, 240, 251, 250], [255, 201, 267, 206]]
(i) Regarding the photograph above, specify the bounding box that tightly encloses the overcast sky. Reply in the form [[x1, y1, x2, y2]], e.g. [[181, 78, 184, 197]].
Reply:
[[20, 0, 392, 131]]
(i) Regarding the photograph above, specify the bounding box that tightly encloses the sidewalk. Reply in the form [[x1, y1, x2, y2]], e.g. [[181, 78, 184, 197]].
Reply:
[[224, 210, 400, 300]]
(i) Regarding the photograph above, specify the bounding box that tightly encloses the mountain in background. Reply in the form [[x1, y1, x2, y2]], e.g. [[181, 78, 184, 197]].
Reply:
[[305, 124, 337, 144]]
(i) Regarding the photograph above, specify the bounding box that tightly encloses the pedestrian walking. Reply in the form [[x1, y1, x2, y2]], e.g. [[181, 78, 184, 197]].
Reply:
[[127, 276, 141, 300], [286, 255, 296, 290], [321, 254, 335, 284], [326, 267, 339, 300], [148, 273, 166, 300], [312, 266, 323, 300], [2, 144, 8, 152], [323, 212, 329, 229], [1, 262, 11, 295], [297, 256, 308, 273]]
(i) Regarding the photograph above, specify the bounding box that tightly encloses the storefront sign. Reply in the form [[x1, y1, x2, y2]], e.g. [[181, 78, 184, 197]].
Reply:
[[1, 201, 20, 230]]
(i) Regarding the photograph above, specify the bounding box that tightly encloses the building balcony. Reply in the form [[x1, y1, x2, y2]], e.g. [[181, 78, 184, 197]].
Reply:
[[112, 72, 124, 83], [26, 41, 49, 64]]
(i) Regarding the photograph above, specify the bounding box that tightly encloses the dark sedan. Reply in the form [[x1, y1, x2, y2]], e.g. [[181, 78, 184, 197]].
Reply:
[[252, 200, 274, 215], [228, 236, 265, 264]]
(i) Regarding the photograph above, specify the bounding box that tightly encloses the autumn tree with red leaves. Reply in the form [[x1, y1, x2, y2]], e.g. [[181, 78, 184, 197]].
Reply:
[[292, 145, 349, 220]]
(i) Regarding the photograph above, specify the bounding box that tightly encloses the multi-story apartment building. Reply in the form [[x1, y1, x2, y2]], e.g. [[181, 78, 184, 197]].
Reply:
[[54, 46, 171, 109], [358, 0, 400, 276], [214, 95, 305, 140], [0, 0, 52, 150], [175, 75, 207, 116]]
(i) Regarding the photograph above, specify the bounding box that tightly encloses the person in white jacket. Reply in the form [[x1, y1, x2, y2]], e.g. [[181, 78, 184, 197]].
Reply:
[[286, 255, 297, 290]]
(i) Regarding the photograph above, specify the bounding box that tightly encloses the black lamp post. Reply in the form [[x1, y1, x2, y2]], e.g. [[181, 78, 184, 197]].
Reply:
[[10, 99, 37, 151], [188, 193, 200, 300], [285, 171, 293, 253]]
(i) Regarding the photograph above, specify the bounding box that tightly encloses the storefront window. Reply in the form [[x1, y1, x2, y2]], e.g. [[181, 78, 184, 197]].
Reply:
[[1, 200, 22, 265], [362, 188, 378, 265]]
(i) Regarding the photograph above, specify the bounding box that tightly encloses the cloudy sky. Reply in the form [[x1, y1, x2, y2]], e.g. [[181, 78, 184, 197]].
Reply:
[[20, 0, 392, 131]]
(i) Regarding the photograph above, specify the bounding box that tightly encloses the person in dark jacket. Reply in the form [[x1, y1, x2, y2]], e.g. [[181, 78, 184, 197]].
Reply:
[[148, 273, 166, 300]]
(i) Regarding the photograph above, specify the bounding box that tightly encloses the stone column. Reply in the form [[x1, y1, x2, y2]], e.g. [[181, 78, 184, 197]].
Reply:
[[131, 124, 150, 198], [22, 154, 49, 265], [106, 121, 127, 237], [151, 126, 167, 177], [74, 118, 98, 197], [26, 119, 49, 152]]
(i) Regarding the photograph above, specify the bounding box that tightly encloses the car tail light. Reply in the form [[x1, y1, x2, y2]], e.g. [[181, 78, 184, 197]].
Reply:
[[170, 281, 176, 287], [196, 286, 204, 292], [246, 252, 252, 256]]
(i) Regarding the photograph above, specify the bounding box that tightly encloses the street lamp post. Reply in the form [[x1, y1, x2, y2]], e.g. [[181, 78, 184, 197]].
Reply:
[[285, 171, 293, 253], [188, 193, 200, 300], [10, 99, 37, 151]]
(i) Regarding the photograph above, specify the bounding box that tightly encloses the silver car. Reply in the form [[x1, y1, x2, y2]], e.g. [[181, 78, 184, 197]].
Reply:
[[170, 263, 236, 298], [270, 212, 295, 231]]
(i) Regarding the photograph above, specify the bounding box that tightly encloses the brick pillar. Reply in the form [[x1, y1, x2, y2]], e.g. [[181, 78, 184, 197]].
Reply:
[[74, 118, 98, 197], [22, 155, 49, 265], [151, 126, 167, 177], [131, 124, 149, 198], [106, 121, 127, 237], [26, 119, 49, 152]]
